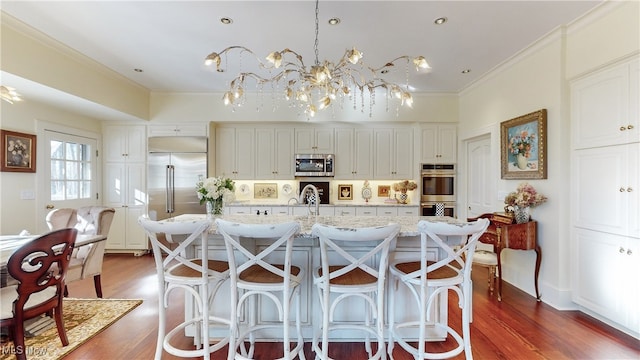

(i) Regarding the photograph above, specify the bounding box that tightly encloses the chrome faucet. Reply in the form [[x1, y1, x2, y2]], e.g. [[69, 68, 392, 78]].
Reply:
[[298, 184, 320, 216]]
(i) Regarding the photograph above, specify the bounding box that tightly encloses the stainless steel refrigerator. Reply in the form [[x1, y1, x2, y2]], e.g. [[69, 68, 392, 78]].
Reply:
[[147, 136, 208, 221]]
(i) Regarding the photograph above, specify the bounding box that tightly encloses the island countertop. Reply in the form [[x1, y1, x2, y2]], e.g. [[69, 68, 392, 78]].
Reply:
[[166, 214, 458, 237]]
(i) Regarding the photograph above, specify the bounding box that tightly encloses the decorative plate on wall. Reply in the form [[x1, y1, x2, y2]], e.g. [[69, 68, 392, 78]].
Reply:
[[239, 184, 250, 195], [282, 184, 292, 195]]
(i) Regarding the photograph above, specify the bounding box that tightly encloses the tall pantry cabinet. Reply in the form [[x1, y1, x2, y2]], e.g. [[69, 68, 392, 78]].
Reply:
[[570, 56, 639, 338], [103, 125, 148, 254]]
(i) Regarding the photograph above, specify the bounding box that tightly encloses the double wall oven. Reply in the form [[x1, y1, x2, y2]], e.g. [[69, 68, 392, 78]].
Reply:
[[420, 163, 456, 217]]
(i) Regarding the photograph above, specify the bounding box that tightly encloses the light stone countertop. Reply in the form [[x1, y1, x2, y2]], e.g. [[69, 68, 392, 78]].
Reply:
[[167, 214, 457, 237]]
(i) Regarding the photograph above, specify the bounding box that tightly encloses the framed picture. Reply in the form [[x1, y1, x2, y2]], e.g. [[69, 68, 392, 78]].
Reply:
[[1, 130, 37, 173], [501, 109, 547, 179], [254, 183, 278, 199], [338, 184, 353, 200], [377, 185, 390, 197]]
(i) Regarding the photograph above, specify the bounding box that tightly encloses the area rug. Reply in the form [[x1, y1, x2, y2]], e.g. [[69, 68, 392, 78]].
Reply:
[[0, 298, 142, 360]]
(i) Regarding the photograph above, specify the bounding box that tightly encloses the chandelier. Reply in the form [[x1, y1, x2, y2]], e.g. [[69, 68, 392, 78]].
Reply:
[[1, 86, 22, 104], [204, 0, 430, 117]]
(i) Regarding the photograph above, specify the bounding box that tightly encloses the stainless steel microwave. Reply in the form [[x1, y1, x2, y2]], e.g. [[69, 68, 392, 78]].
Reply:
[[295, 154, 334, 177]]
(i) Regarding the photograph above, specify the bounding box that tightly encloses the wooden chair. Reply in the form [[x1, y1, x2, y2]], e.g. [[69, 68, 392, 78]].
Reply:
[[311, 223, 400, 360], [138, 216, 230, 360], [387, 219, 489, 360], [215, 219, 305, 360], [0, 228, 77, 360], [46, 206, 115, 297]]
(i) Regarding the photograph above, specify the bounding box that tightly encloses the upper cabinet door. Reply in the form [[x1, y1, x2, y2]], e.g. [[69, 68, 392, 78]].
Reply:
[[255, 127, 294, 179], [215, 127, 254, 179], [420, 124, 457, 164], [295, 128, 334, 154], [103, 125, 146, 163], [571, 58, 639, 149]]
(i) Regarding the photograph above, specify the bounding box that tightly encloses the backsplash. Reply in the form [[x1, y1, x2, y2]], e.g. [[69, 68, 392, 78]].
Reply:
[[231, 180, 419, 205]]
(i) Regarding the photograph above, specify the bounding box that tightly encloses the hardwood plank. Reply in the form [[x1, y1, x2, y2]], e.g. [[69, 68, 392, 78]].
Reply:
[[60, 254, 640, 359]]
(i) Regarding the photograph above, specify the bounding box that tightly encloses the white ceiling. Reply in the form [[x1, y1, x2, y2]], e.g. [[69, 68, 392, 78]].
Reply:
[[1, 1, 602, 110]]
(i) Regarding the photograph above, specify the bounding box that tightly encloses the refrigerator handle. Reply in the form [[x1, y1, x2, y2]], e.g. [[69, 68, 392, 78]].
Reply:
[[166, 165, 175, 213]]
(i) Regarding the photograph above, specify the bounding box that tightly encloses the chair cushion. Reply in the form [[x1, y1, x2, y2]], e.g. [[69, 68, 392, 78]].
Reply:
[[167, 259, 230, 278], [393, 261, 461, 280], [472, 250, 498, 266], [239, 264, 301, 283], [0, 285, 58, 320], [316, 265, 377, 286]]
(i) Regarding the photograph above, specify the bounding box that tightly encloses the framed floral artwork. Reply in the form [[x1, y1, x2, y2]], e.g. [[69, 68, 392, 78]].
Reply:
[[1, 130, 37, 173], [254, 183, 278, 199], [500, 109, 547, 179], [338, 184, 353, 200]]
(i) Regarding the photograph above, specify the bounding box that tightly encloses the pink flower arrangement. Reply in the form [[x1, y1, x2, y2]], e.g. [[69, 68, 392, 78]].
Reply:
[[504, 182, 547, 209]]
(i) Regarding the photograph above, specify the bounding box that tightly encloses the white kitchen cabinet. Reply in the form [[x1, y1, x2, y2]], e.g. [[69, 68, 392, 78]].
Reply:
[[570, 56, 640, 339], [420, 124, 457, 163], [373, 128, 414, 179], [376, 207, 398, 217], [255, 127, 294, 179], [148, 124, 208, 137], [103, 124, 148, 253], [572, 144, 639, 238], [215, 127, 254, 179], [333, 206, 356, 216], [571, 58, 639, 149], [334, 128, 373, 179], [103, 125, 146, 162], [396, 206, 419, 216], [355, 207, 376, 217], [572, 228, 639, 334], [295, 128, 334, 154], [226, 206, 253, 215]]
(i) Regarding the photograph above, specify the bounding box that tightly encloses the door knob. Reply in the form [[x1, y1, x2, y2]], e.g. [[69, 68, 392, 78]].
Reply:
[[46, 204, 54, 210]]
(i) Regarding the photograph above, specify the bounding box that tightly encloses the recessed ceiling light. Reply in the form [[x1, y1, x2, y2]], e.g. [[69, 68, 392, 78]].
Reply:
[[220, 17, 233, 25], [461, 69, 471, 74], [134, 68, 143, 73], [434, 17, 447, 25], [328, 18, 340, 25]]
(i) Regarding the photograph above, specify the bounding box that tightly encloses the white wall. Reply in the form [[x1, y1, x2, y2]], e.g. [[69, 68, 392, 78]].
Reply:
[[0, 100, 105, 234], [457, 1, 639, 309]]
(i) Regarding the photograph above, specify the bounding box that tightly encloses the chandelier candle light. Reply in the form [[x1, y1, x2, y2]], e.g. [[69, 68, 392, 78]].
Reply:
[[204, 0, 430, 117]]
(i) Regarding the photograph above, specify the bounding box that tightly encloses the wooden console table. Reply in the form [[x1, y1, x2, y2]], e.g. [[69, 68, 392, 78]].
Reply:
[[469, 213, 541, 301]]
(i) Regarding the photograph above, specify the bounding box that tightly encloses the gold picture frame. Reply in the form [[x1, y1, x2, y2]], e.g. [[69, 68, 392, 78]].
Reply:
[[338, 184, 353, 200], [377, 185, 390, 197], [1, 130, 37, 173], [254, 183, 278, 199], [501, 109, 547, 179]]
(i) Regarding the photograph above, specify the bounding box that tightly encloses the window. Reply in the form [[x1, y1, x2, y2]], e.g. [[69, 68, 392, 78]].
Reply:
[[50, 139, 93, 200]]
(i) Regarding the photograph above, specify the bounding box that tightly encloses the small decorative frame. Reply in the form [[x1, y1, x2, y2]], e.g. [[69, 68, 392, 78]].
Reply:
[[338, 184, 353, 200], [1, 130, 37, 173], [500, 109, 547, 179], [254, 183, 278, 199], [377, 185, 390, 197]]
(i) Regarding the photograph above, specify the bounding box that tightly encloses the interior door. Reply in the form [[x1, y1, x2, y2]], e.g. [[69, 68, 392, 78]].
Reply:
[[466, 134, 493, 218], [39, 129, 99, 232]]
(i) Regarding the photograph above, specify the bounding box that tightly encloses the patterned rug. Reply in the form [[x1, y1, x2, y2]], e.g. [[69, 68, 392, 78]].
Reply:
[[0, 298, 142, 360]]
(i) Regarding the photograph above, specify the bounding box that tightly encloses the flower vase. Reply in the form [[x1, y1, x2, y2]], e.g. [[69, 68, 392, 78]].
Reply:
[[514, 206, 530, 224], [206, 198, 224, 217], [516, 153, 528, 170], [398, 191, 409, 204]]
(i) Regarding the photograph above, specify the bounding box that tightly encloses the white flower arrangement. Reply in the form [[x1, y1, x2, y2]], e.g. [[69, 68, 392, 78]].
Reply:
[[196, 176, 236, 204]]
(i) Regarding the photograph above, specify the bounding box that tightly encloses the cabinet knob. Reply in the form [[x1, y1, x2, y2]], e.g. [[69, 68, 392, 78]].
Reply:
[[620, 187, 626, 192], [628, 125, 634, 130], [627, 249, 633, 256], [619, 247, 625, 253], [627, 187, 633, 192], [620, 126, 627, 131]]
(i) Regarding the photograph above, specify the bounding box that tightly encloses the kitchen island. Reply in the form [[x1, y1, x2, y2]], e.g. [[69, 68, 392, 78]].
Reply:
[[167, 214, 461, 342]]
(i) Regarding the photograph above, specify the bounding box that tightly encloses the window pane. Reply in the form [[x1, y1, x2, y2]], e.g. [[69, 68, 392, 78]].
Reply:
[[50, 141, 64, 159], [81, 181, 91, 199], [51, 181, 65, 200], [66, 161, 79, 180], [65, 181, 78, 199], [66, 142, 80, 160], [51, 160, 65, 180]]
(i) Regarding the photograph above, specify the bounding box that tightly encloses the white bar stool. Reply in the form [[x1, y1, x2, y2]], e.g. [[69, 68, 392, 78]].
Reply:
[[387, 219, 489, 360], [311, 223, 401, 360], [215, 219, 305, 360], [138, 216, 230, 360]]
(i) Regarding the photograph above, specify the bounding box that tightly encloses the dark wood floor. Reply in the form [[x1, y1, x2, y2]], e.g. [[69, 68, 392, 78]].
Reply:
[[62, 253, 640, 359]]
